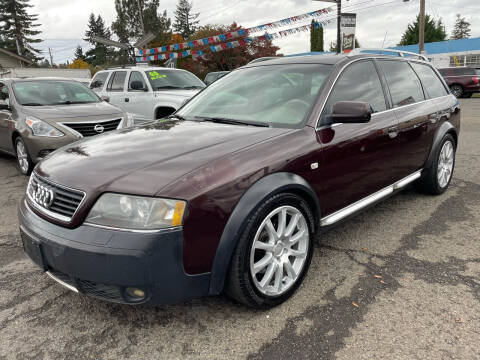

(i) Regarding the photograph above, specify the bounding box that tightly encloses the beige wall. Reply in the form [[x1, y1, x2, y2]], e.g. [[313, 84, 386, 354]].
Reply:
[[0, 52, 23, 69]]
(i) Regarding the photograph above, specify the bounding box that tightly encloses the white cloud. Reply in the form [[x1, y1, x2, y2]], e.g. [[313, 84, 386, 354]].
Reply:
[[28, 0, 480, 63]]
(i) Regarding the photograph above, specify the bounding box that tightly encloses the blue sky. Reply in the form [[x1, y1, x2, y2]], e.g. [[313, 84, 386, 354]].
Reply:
[[30, 0, 480, 64]]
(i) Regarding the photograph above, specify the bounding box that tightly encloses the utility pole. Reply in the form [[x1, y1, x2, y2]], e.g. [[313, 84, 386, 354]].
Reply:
[[136, 0, 145, 36], [48, 48, 54, 68], [419, 0, 425, 53]]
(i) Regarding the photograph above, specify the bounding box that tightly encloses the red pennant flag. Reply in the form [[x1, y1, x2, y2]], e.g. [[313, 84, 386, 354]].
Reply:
[[179, 43, 183, 49], [226, 32, 232, 39], [208, 37, 214, 43], [220, 43, 227, 49]]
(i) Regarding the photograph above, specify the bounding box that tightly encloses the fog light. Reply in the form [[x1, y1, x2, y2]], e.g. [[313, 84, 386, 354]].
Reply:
[[125, 287, 145, 299]]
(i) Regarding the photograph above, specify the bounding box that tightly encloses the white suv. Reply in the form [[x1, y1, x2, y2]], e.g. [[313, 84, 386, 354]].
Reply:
[[90, 66, 205, 123]]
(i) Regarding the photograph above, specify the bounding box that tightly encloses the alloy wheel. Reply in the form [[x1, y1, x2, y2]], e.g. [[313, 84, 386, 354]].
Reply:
[[16, 140, 29, 174], [250, 205, 309, 297], [437, 140, 454, 188], [450, 85, 463, 98]]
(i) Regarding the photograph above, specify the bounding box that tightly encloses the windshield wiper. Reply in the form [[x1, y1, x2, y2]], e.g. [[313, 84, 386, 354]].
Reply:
[[155, 86, 183, 90], [194, 116, 269, 128], [21, 103, 44, 106], [54, 101, 94, 105], [183, 86, 204, 89], [166, 114, 187, 121]]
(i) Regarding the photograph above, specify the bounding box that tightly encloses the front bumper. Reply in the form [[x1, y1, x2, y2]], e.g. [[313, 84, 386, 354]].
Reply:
[[18, 197, 210, 305], [23, 133, 77, 163]]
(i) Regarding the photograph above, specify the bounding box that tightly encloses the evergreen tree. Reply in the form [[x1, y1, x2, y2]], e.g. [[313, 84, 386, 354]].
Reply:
[[451, 14, 470, 40], [173, 0, 199, 40], [399, 14, 447, 46], [0, 0, 42, 61], [83, 13, 112, 66], [74, 45, 86, 61], [310, 21, 324, 52]]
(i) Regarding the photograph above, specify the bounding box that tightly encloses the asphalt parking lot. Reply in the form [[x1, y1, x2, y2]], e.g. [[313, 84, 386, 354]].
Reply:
[[0, 99, 479, 360]]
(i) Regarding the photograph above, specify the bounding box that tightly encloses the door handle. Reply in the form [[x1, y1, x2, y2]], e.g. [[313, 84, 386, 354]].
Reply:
[[125, 98, 130, 102]]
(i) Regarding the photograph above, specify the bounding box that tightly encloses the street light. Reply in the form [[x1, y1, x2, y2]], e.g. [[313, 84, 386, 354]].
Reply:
[[313, 0, 342, 54]]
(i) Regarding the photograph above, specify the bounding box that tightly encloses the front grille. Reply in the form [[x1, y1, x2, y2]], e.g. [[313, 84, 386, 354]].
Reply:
[[78, 279, 126, 303], [27, 173, 85, 221], [62, 118, 122, 137]]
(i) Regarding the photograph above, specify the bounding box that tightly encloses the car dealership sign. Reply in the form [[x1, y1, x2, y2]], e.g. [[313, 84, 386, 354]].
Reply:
[[341, 13, 357, 52]]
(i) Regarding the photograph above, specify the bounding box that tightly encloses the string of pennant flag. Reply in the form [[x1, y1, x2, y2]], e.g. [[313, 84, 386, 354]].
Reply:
[[135, 22, 328, 62], [136, 7, 334, 57]]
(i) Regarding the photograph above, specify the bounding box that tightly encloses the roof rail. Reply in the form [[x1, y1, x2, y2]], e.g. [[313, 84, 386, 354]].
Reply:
[[104, 64, 137, 70], [348, 48, 428, 61]]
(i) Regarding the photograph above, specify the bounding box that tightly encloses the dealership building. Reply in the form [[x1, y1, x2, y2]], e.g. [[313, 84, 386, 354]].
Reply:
[[391, 36, 480, 68]]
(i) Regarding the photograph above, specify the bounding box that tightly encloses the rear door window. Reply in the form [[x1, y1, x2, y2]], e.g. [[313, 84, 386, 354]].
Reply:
[[90, 72, 108, 90], [379, 60, 425, 107], [107, 71, 127, 91], [322, 60, 387, 122], [0, 83, 9, 101], [411, 63, 448, 99]]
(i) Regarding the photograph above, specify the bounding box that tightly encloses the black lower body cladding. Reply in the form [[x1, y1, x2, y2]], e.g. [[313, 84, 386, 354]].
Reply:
[[18, 197, 210, 305]]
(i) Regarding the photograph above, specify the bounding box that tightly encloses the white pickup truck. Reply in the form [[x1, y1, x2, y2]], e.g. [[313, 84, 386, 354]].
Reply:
[[89, 66, 205, 123]]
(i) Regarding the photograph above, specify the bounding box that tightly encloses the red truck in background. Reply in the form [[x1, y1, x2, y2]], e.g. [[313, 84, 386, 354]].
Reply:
[[438, 67, 480, 98]]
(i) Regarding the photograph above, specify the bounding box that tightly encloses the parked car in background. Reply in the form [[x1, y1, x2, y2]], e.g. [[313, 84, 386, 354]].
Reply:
[[438, 66, 480, 98], [19, 53, 459, 308], [0, 78, 130, 175], [204, 71, 230, 85], [90, 66, 205, 123]]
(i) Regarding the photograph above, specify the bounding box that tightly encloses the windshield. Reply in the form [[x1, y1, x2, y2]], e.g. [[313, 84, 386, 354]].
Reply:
[[146, 70, 206, 90], [177, 64, 333, 128], [13, 81, 100, 106]]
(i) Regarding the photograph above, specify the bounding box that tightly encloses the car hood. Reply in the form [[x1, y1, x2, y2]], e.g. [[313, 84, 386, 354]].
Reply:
[[21, 101, 123, 120], [153, 89, 202, 101], [35, 120, 292, 198]]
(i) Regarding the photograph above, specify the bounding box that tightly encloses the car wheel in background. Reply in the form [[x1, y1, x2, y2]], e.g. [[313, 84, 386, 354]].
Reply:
[[462, 93, 473, 98], [226, 193, 314, 308], [15, 137, 34, 176], [450, 85, 464, 98], [417, 134, 456, 195]]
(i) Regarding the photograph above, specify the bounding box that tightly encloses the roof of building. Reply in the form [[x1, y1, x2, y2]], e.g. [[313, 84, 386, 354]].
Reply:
[[0, 48, 34, 65], [390, 37, 480, 55]]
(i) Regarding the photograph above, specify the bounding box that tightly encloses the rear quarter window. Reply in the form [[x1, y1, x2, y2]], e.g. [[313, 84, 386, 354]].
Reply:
[[411, 63, 448, 99], [379, 60, 425, 107]]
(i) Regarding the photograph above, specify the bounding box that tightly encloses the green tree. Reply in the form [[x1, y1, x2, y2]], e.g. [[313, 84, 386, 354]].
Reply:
[[310, 21, 324, 52], [399, 14, 447, 46], [83, 13, 112, 66], [173, 0, 199, 40], [451, 14, 470, 40], [0, 0, 42, 61], [73, 45, 86, 61]]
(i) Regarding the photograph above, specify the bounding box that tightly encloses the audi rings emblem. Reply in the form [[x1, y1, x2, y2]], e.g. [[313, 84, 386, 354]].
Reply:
[[31, 183, 55, 209], [94, 124, 105, 133]]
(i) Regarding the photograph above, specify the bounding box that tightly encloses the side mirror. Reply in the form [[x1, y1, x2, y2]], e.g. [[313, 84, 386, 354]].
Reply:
[[130, 81, 148, 91], [100, 95, 110, 103], [331, 101, 372, 124]]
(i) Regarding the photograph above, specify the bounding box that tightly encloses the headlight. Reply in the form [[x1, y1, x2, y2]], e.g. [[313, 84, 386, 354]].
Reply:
[[26, 116, 64, 137], [85, 193, 186, 230]]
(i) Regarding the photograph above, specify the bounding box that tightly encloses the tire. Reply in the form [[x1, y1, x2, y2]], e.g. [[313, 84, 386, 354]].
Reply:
[[417, 134, 456, 195], [450, 85, 463, 98], [226, 193, 315, 308], [15, 137, 34, 176]]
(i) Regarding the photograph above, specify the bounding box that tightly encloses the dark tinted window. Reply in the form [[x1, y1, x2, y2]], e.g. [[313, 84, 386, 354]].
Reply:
[[322, 60, 386, 121], [128, 71, 147, 90], [379, 60, 425, 107], [90, 72, 108, 90], [0, 83, 8, 100], [411, 63, 448, 99], [107, 71, 127, 91]]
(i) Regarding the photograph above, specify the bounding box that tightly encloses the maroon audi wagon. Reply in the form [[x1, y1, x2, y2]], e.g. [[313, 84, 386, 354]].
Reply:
[[19, 51, 460, 308]]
